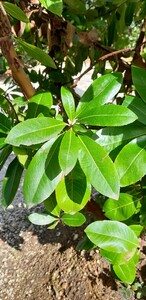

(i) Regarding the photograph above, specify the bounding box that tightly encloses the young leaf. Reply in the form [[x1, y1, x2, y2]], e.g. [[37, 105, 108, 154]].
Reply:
[[5, 117, 66, 146], [96, 124, 146, 153], [75, 72, 122, 117], [123, 95, 146, 125], [0, 112, 12, 133], [104, 193, 138, 221], [23, 136, 63, 208], [113, 260, 136, 284], [39, 0, 63, 16], [44, 192, 61, 217], [129, 225, 143, 237], [56, 162, 91, 213], [28, 212, 57, 226], [78, 135, 120, 200], [27, 92, 53, 118], [62, 212, 86, 227], [115, 135, 146, 186], [59, 129, 79, 175], [2, 157, 23, 207], [85, 220, 139, 253], [61, 87, 75, 121], [100, 249, 126, 265], [132, 66, 146, 103], [17, 39, 57, 68], [3, 2, 29, 23], [77, 104, 137, 127]]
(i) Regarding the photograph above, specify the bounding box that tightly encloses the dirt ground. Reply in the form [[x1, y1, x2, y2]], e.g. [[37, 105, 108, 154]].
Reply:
[[0, 200, 146, 300]]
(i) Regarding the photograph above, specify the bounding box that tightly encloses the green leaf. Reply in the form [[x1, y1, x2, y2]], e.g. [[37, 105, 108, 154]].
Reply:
[[0, 137, 6, 150], [17, 39, 56, 68], [125, 2, 136, 26], [62, 212, 86, 227], [3, 2, 29, 23], [0, 145, 12, 170], [23, 136, 63, 207], [27, 92, 53, 118], [44, 192, 61, 217], [5, 117, 66, 146], [132, 66, 146, 103], [28, 212, 57, 225], [47, 220, 59, 229], [39, 0, 63, 16], [77, 104, 137, 127], [59, 129, 79, 175], [56, 162, 91, 213], [78, 135, 120, 200], [100, 249, 127, 265], [75, 73, 122, 117], [115, 136, 146, 186], [104, 193, 138, 221], [129, 225, 143, 237], [85, 220, 139, 253], [61, 87, 75, 121], [113, 260, 136, 284], [123, 95, 146, 125], [64, 0, 86, 14], [0, 113, 12, 133], [76, 235, 95, 251], [96, 124, 146, 153], [1, 157, 23, 208]]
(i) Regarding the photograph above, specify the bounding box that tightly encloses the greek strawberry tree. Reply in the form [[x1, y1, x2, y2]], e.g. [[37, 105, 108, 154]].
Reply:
[[0, 0, 146, 286]]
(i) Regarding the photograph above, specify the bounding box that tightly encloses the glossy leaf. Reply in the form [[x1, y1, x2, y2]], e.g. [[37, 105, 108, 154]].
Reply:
[[113, 261, 136, 284], [85, 220, 139, 253], [39, 0, 63, 16], [27, 92, 53, 118], [75, 73, 122, 117], [59, 129, 79, 175], [115, 135, 146, 186], [2, 157, 23, 207], [123, 95, 146, 125], [56, 162, 91, 213], [96, 124, 146, 153], [28, 212, 57, 225], [61, 87, 75, 121], [62, 212, 86, 226], [17, 39, 56, 68], [77, 104, 137, 127], [5, 117, 66, 146], [132, 66, 146, 103], [0, 113, 12, 133], [104, 193, 138, 221], [78, 135, 120, 200], [3, 2, 29, 23], [44, 192, 61, 217], [100, 249, 127, 265], [23, 137, 63, 207]]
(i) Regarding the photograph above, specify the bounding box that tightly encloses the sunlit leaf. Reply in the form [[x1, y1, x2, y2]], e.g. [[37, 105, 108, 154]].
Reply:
[[39, 0, 63, 16], [28, 212, 57, 225], [27, 92, 53, 118], [61, 87, 75, 121], [62, 212, 86, 226]]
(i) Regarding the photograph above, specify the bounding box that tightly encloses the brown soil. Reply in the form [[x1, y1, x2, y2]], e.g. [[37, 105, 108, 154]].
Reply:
[[0, 213, 146, 300]]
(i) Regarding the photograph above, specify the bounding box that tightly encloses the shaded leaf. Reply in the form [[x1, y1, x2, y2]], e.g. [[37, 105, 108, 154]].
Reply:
[[56, 162, 91, 213], [132, 66, 146, 103], [76, 235, 95, 250], [23, 136, 63, 207], [123, 95, 146, 125], [0, 112, 12, 133], [3, 2, 29, 23], [2, 157, 23, 207], [115, 136, 146, 186], [27, 92, 53, 118], [62, 212, 86, 226], [96, 124, 146, 153], [28, 212, 57, 225], [5, 117, 66, 146], [44, 192, 61, 217], [78, 135, 120, 200], [85, 220, 139, 253], [0, 145, 12, 170], [17, 39, 56, 68]]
